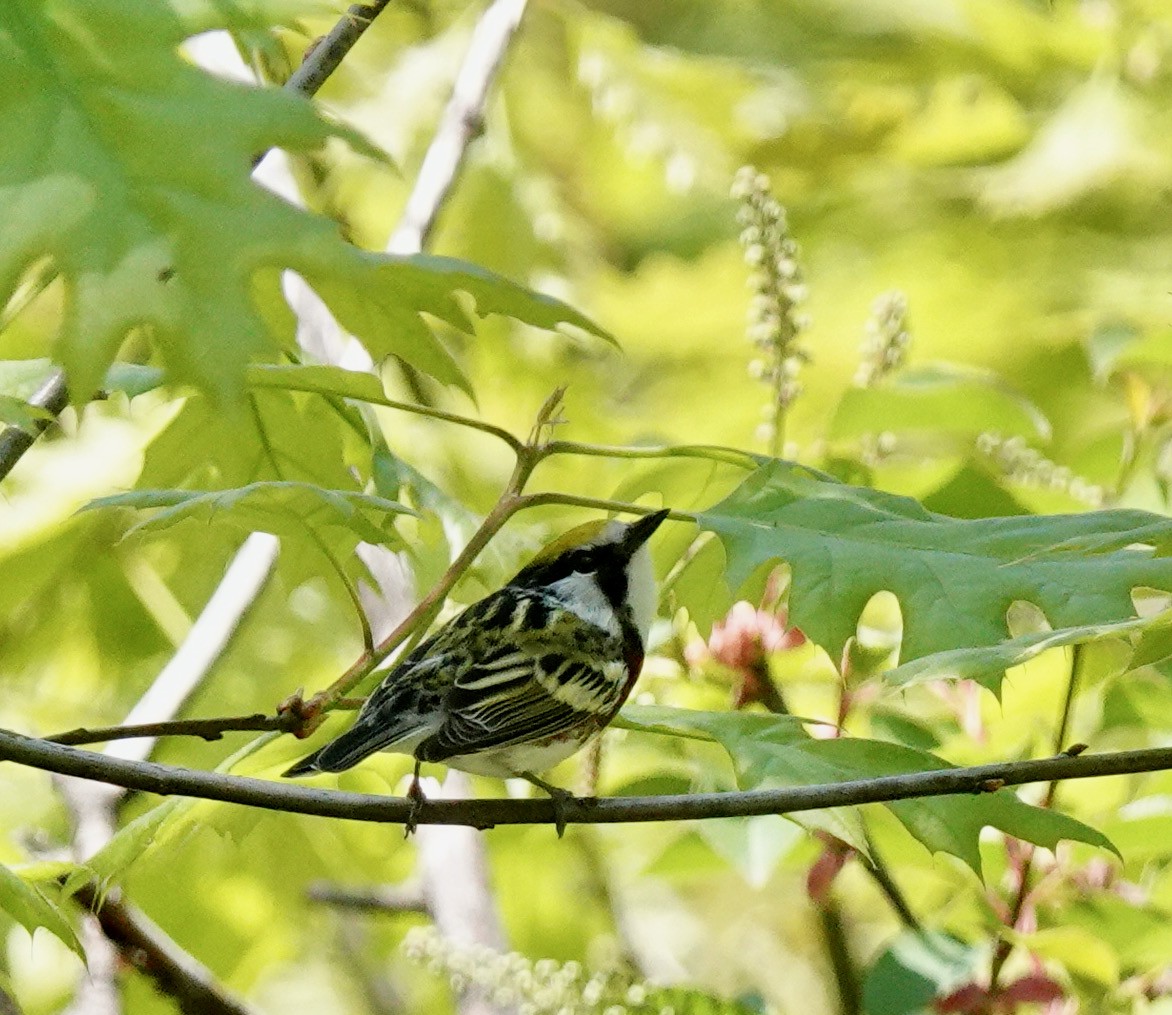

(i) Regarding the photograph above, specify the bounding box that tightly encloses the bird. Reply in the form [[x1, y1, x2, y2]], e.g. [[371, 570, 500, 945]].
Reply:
[[283, 508, 671, 834]]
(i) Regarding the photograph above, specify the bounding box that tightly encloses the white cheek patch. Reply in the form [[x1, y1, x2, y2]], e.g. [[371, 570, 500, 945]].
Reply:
[[547, 572, 621, 636], [625, 545, 657, 643]]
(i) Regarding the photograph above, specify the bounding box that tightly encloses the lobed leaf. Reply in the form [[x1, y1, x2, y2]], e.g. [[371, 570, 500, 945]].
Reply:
[[0, 0, 608, 403], [694, 460, 1172, 687], [620, 705, 1116, 876], [84, 481, 412, 547]]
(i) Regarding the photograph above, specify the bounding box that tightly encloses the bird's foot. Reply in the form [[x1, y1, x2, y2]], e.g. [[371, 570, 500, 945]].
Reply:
[[404, 762, 426, 838], [520, 772, 577, 838]]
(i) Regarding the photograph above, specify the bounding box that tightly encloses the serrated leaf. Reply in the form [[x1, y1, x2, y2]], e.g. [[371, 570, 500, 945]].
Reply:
[[889, 609, 1171, 685], [0, 861, 83, 959], [620, 706, 1115, 875], [63, 797, 193, 898], [618, 706, 866, 851], [310, 253, 612, 397], [695, 461, 1172, 688], [832, 364, 1050, 442], [245, 363, 387, 402], [84, 481, 412, 547], [0, 0, 357, 400], [0, 1, 607, 403], [138, 387, 355, 490]]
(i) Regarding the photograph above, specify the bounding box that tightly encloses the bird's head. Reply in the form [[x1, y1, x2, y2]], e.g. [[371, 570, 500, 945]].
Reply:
[[513, 509, 671, 642]]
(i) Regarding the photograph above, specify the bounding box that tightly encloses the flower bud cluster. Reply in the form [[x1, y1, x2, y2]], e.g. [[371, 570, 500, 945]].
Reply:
[[402, 927, 688, 1014], [855, 291, 910, 387], [976, 432, 1104, 506], [732, 166, 809, 451]]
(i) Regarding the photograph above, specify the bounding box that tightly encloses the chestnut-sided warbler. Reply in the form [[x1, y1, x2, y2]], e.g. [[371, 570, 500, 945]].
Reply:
[[284, 509, 670, 831]]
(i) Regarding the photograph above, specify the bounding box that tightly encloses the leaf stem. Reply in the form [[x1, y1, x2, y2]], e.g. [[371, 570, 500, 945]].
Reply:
[[988, 644, 1084, 989], [544, 440, 758, 469], [515, 490, 694, 522]]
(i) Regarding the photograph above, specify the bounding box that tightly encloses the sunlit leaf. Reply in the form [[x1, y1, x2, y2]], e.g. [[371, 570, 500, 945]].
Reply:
[[0, 861, 82, 959], [620, 706, 1116, 875], [694, 461, 1172, 687], [84, 481, 412, 548], [62, 798, 194, 898], [0, 0, 607, 402]]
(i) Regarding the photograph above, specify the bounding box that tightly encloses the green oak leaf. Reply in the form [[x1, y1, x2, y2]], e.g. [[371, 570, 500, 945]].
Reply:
[[694, 460, 1172, 688], [0, 861, 82, 959], [620, 705, 1116, 876], [0, 0, 607, 402], [84, 481, 412, 548]]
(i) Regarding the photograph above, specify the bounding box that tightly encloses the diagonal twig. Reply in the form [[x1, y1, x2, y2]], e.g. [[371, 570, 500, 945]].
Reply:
[[0, 0, 392, 483], [71, 883, 251, 1015], [0, 370, 68, 482]]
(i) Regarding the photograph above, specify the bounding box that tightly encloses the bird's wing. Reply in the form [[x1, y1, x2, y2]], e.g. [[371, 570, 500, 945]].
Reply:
[[417, 595, 629, 762], [284, 596, 511, 774]]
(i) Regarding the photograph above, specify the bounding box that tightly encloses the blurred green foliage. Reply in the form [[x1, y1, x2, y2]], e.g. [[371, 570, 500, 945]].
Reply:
[[3, 0, 1172, 1012]]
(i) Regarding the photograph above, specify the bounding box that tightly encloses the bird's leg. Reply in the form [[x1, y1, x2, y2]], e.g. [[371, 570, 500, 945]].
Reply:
[[519, 772, 577, 838], [404, 759, 425, 837]]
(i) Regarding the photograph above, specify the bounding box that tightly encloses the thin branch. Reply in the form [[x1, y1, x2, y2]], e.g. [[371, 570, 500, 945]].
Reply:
[[71, 883, 252, 1015], [544, 440, 759, 469], [304, 390, 563, 713], [0, 370, 69, 482], [324, 388, 523, 452], [47, 713, 294, 747], [307, 881, 429, 914], [110, 535, 279, 763], [5, 727, 1171, 830], [285, 1, 395, 98], [387, 0, 529, 253], [516, 491, 694, 522], [989, 644, 1085, 988]]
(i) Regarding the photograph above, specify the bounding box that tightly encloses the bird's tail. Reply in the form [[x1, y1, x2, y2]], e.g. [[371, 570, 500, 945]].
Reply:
[[281, 724, 391, 778]]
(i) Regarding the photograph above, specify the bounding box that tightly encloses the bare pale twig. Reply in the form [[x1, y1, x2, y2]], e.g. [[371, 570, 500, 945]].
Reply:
[[388, 0, 528, 253], [6, 727, 1171, 830], [109, 536, 279, 763], [417, 773, 513, 1015], [57, 771, 122, 1015], [0, 0, 395, 483], [52, 547, 273, 1011]]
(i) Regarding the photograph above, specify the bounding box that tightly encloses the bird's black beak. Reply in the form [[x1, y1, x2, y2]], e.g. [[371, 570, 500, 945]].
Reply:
[[622, 508, 670, 553]]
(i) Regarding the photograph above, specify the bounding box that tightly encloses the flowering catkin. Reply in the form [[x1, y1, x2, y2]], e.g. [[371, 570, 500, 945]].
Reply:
[[731, 166, 809, 456]]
